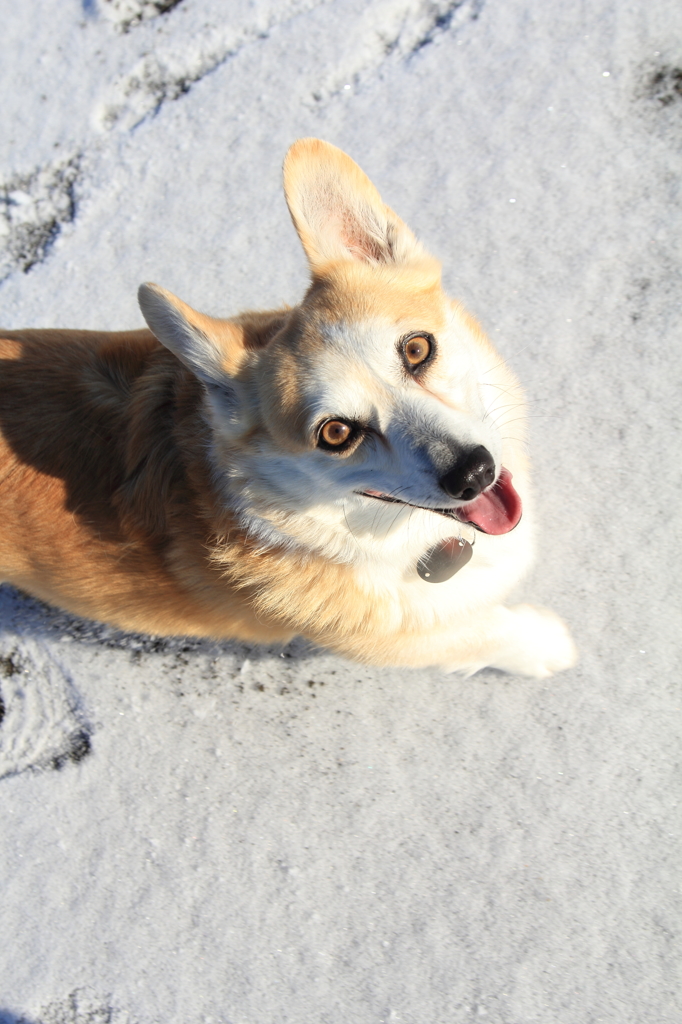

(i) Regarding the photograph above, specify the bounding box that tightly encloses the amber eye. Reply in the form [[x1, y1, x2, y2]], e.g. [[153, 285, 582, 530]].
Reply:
[[403, 334, 432, 368], [319, 420, 352, 447]]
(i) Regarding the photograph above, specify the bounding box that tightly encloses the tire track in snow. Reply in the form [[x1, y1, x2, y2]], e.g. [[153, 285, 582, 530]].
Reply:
[[96, 0, 484, 130], [307, 0, 484, 106], [96, 0, 332, 130]]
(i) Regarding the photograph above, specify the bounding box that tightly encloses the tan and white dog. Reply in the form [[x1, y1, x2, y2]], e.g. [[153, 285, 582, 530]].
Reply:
[[0, 139, 576, 676]]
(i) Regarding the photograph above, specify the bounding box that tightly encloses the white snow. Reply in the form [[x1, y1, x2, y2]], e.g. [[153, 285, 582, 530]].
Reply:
[[0, 1, 681, 1022]]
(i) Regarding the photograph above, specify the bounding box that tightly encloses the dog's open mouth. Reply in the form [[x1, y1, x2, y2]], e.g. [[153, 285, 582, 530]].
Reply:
[[358, 468, 522, 535]]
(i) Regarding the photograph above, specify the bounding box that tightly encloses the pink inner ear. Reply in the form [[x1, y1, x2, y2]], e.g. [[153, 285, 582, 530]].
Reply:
[[328, 208, 385, 264]]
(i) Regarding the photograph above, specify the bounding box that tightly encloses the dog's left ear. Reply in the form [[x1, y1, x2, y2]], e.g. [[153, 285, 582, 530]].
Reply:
[[283, 138, 428, 272], [138, 283, 247, 385]]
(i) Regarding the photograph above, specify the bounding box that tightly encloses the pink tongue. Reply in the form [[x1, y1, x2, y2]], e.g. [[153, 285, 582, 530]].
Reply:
[[458, 468, 522, 535]]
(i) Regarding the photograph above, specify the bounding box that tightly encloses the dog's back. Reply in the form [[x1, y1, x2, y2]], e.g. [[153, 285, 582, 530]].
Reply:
[[0, 327, 292, 642], [0, 328, 158, 539]]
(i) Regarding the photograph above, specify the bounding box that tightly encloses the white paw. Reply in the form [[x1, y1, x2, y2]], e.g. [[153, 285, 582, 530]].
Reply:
[[494, 604, 578, 678]]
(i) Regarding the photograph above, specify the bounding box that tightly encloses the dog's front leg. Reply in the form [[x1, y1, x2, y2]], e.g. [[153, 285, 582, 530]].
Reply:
[[442, 603, 577, 678], [343, 604, 577, 678]]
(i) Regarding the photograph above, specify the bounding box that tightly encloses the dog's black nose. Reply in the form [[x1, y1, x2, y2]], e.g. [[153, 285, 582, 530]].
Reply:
[[439, 446, 496, 502]]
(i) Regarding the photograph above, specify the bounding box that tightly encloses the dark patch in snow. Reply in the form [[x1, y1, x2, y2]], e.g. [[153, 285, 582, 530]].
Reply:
[[0, 652, 21, 727], [103, 0, 185, 33], [98, 54, 196, 129], [0, 652, 21, 678], [408, 0, 485, 55], [647, 64, 682, 107], [50, 728, 92, 770], [626, 277, 652, 324], [16, 988, 136, 1024], [0, 157, 80, 283]]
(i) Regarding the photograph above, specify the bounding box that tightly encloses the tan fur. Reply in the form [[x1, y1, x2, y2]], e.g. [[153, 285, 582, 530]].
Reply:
[[0, 140, 576, 675]]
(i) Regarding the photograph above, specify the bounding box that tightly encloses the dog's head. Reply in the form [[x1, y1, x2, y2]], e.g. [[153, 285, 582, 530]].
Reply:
[[139, 139, 525, 563]]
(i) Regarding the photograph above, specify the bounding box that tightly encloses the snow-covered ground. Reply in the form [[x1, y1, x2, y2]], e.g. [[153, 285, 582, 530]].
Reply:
[[1, 1, 681, 1021]]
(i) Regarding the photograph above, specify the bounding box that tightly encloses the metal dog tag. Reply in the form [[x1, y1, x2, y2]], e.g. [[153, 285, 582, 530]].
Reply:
[[417, 537, 473, 583]]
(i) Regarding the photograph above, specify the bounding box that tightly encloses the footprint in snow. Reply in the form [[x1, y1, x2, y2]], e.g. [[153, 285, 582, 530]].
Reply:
[[0, 640, 91, 780]]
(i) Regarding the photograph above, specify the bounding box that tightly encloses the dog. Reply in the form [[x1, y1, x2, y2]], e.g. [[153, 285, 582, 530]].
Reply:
[[0, 139, 576, 676]]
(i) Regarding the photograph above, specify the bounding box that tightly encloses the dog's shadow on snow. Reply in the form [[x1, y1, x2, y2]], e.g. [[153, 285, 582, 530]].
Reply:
[[0, 583, 326, 781], [0, 582, 323, 666]]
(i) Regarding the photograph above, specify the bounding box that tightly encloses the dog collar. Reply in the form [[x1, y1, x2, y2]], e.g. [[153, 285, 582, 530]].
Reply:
[[417, 535, 473, 583]]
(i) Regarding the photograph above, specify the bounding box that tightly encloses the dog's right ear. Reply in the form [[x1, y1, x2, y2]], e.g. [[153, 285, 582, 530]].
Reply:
[[138, 283, 247, 385], [283, 138, 427, 272]]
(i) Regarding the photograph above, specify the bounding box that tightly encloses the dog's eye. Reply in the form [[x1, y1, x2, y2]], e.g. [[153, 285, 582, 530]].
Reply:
[[401, 333, 433, 371], [318, 419, 353, 448]]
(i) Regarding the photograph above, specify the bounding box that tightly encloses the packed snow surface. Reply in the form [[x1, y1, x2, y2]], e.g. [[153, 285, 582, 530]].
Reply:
[[0, 1, 681, 1022]]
